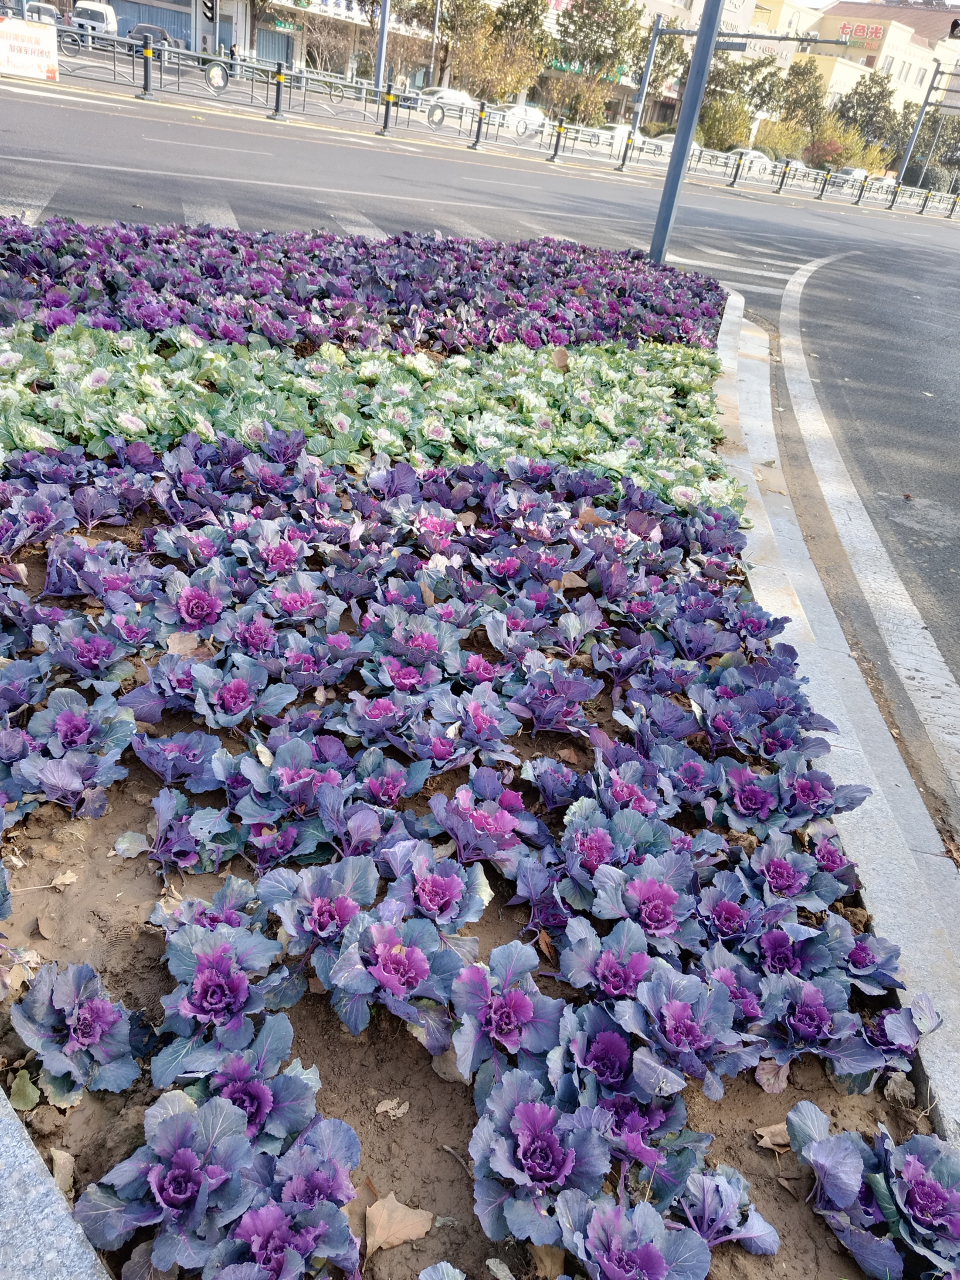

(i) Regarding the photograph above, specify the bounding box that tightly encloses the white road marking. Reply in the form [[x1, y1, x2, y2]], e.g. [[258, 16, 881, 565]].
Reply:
[[667, 254, 792, 279], [462, 177, 540, 188], [321, 205, 388, 239], [780, 253, 960, 803], [0, 84, 134, 107], [181, 198, 240, 228], [145, 137, 272, 156], [718, 280, 784, 295]]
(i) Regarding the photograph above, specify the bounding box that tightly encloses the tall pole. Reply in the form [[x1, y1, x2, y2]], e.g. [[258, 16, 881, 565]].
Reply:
[[897, 59, 940, 184], [374, 0, 391, 91], [648, 0, 724, 263], [427, 0, 441, 87], [918, 113, 945, 187], [633, 14, 662, 133]]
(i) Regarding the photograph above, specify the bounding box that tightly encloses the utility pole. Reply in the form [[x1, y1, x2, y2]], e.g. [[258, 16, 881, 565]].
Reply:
[[897, 59, 941, 184], [427, 0, 441, 87], [648, 0, 724, 263], [374, 0, 391, 91]]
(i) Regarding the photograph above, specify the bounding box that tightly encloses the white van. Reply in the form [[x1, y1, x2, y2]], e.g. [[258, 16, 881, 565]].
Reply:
[[71, 1, 117, 34]]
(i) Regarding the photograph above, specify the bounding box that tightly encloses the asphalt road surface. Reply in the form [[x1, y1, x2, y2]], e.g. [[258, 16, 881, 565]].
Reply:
[[2, 79, 960, 818]]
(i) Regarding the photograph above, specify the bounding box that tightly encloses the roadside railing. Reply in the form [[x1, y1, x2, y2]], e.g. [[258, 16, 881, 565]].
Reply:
[[51, 33, 960, 220]]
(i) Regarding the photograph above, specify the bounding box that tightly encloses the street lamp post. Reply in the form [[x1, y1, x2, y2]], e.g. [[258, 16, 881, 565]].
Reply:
[[897, 60, 941, 184], [427, 0, 441, 88]]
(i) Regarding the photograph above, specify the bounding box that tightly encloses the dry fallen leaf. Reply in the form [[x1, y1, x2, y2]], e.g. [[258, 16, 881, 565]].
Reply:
[[166, 631, 200, 657], [560, 571, 587, 589], [51, 870, 78, 889], [458, 511, 477, 527], [345, 1175, 378, 1245], [557, 748, 579, 764], [255, 743, 274, 768], [365, 1191, 433, 1255], [37, 914, 57, 941], [755, 1122, 790, 1152], [576, 507, 612, 529], [420, 584, 437, 606], [755, 1060, 791, 1094], [375, 1097, 410, 1120], [49, 1148, 75, 1197], [550, 348, 569, 372], [529, 1244, 566, 1280], [538, 928, 559, 968], [307, 976, 326, 995]]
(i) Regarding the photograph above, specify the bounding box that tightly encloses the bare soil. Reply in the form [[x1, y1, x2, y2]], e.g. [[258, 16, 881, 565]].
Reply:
[[0, 779, 931, 1280]]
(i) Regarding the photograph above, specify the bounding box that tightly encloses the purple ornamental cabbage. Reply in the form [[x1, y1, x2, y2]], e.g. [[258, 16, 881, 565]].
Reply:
[[327, 902, 463, 1053], [753, 976, 886, 1089], [11, 962, 140, 1096], [73, 1093, 257, 1271], [451, 941, 564, 1088], [590, 855, 703, 958], [0, 657, 49, 714], [743, 831, 846, 912], [257, 857, 379, 989], [521, 756, 592, 810], [149, 876, 259, 937], [469, 1068, 611, 1245], [132, 730, 223, 793], [118, 653, 201, 723], [152, 923, 284, 1089], [26, 688, 136, 758], [421, 682, 523, 765], [382, 839, 491, 937], [193, 655, 297, 729], [559, 918, 651, 1000], [613, 968, 761, 1101], [506, 653, 603, 736], [203, 1197, 356, 1280], [547, 1002, 685, 1112], [671, 1166, 780, 1255], [201, 1013, 320, 1155], [32, 617, 135, 689], [556, 1191, 711, 1280], [15, 746, 127, 819]]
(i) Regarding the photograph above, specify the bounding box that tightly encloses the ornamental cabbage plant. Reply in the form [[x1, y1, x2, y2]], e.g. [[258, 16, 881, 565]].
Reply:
[[11, 962, 140, 1100]]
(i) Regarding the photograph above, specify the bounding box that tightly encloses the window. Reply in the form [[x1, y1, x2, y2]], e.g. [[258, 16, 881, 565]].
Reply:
[[882, 55, 894, 74], [916, 67, 927, 86]]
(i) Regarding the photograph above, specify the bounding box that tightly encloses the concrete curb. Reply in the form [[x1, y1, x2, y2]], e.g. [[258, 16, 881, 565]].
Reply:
[[0, 1083, 110, 1279], [716, 295, 960, 1143]]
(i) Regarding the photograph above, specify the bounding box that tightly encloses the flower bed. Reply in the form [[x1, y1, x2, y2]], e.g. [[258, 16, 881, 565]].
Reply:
[[0, 322, 739, 512], [0, 224, 952, 1280], [0, 221, 725, 352]]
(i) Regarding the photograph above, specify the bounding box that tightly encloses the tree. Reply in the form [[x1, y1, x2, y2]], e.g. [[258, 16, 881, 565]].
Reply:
[[439, 0, 552, 100], [703, 52, 783, 115], [556, 0, 645, 79], [699, 95, 752, 150], [780, 58, 827, 132], [634, 19, 689, 106], [835, 70, 896, 144]]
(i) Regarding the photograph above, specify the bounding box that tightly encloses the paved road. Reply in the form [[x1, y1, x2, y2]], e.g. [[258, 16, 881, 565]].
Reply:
[[2, 79, 960, 824]]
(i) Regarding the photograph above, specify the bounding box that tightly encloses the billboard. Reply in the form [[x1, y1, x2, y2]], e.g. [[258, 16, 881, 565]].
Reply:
[[0, 16, 58, 81]]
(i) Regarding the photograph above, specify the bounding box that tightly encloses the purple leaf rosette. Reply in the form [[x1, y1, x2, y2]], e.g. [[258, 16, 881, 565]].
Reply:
[[468, 1068, 611, 1245], [556, 1190, 711, 1280], [11, 961, 140, 1097], [73, 1093, 257, 1271]]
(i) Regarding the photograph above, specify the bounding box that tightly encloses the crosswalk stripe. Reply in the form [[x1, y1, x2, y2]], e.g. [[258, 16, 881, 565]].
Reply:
[[181, 199, 240, 229], [718, 279, 785, 295], [323, 206, 388, 240], [0, 175, 59, 226], [689, 243, 802, 269]]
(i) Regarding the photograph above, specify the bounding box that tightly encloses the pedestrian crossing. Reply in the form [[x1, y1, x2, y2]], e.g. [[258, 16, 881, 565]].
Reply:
[[181, 198, 240, 229], [320, 205, 388, 240], [0, 175, 59, 225]]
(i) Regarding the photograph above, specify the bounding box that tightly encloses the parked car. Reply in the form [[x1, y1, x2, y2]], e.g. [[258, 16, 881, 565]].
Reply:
[[25, 2, 60, 23], [417, 87, 476, 112], [127, 21, 184, 52], [837, 166, 868, 181], [71, 1, 117, 34], [487, 102, 547, 132], [729, 148, 771, 174]]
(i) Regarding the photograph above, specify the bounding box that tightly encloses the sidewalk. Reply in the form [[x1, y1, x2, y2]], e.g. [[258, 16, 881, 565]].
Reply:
[[717, 294, 960, 1142]]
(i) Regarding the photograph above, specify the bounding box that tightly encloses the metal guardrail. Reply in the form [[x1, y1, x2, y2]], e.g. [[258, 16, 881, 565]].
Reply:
[[50, 32, 960, 220]]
